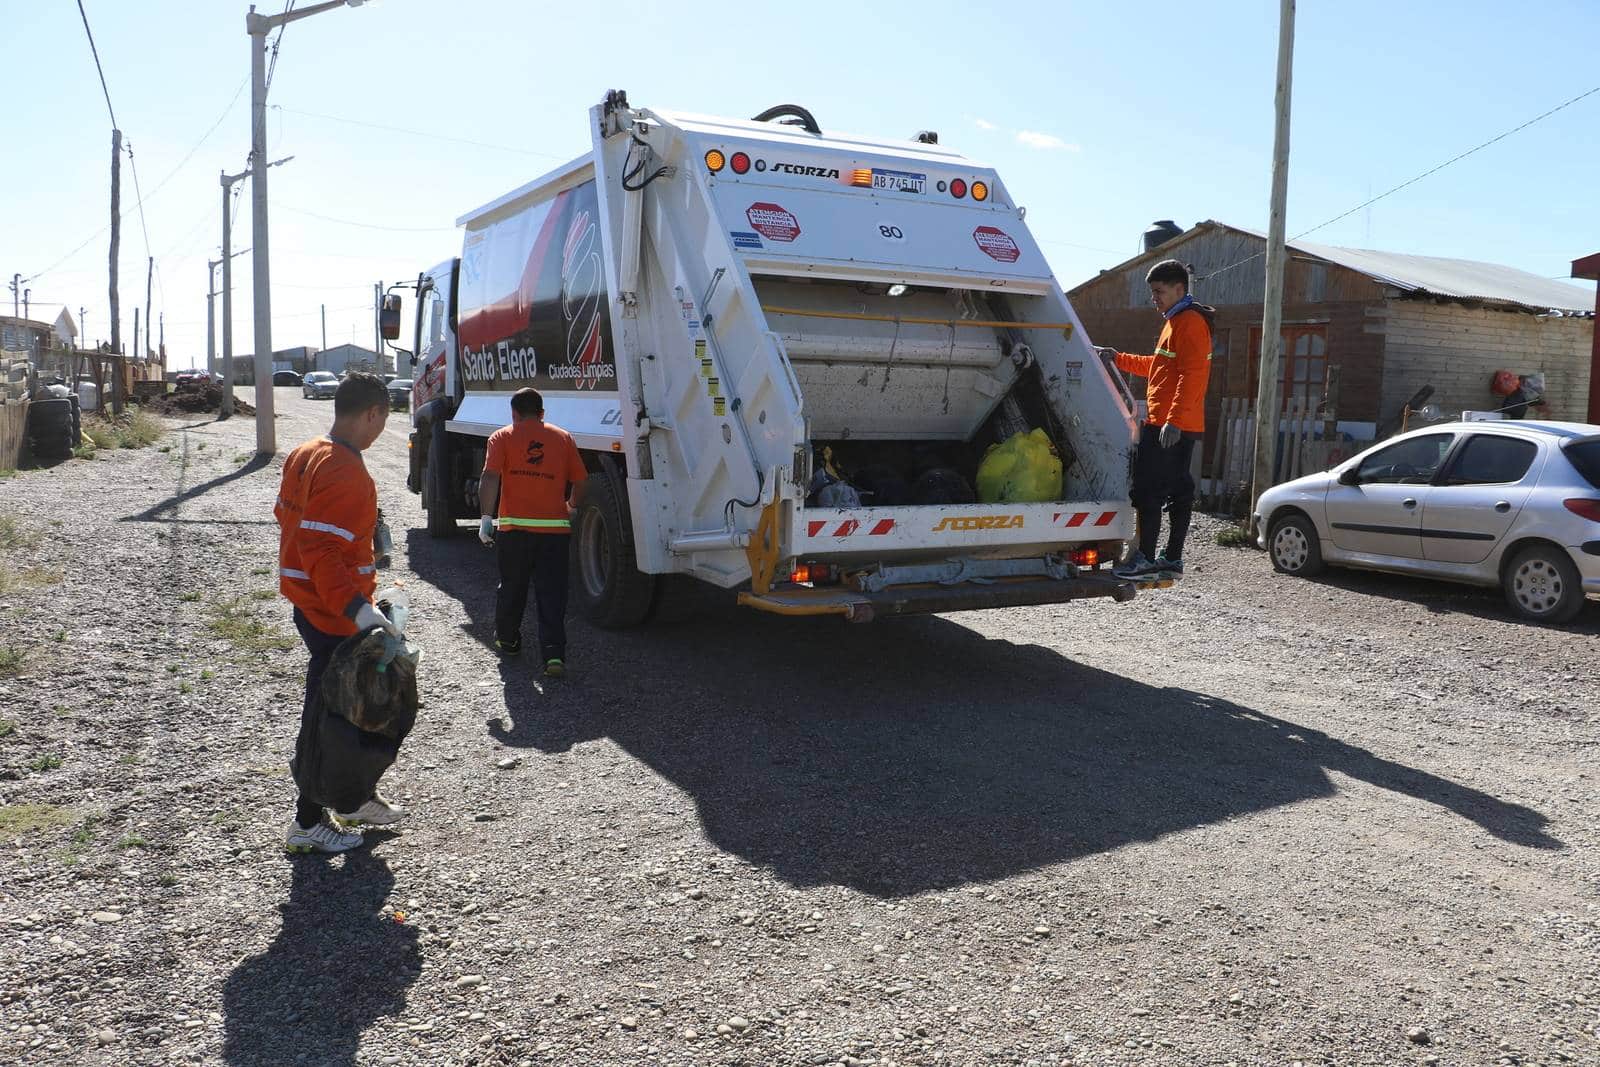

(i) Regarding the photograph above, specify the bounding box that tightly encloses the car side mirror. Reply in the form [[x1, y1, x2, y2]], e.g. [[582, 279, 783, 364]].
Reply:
[[1337, 467, 1361, 486]]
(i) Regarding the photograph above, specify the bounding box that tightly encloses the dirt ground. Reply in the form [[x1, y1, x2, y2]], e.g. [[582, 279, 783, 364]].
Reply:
[[1, 392, 1596, 1067]]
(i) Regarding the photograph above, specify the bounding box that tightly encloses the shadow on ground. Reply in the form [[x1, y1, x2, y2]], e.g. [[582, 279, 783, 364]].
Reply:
[[221, 845, 419, 1066], [405, 528, 1562, 899], [1296, 565, 1600, 632]]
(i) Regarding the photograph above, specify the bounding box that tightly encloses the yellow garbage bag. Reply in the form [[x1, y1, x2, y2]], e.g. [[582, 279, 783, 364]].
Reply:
[[976, 428, 1063, 503]]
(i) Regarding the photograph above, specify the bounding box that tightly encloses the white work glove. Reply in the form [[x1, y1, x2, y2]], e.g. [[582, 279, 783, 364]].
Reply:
[[478, 516, 496, 545], [353, 601, 399, 637], [1159, 421, 1182, 449]]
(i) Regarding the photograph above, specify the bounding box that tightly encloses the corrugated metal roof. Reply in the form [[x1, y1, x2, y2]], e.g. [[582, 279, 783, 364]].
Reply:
[[1222, 222, 1595, 313]]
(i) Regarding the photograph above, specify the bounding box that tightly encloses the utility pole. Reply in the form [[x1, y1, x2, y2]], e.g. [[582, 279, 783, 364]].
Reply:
[[143, 255, 153, 359], [246, 0, 366, 453], [133, 307, 140, 369], [320, 303, 327, 358], [207, 258, 219, 378], [8, 273, 17, 317], [221, 166, 250, 418], [373, 280, 382, 371], [22, 289, 29, 320], [1250, 0, 1296, 531], [110, 128, 124, 415]]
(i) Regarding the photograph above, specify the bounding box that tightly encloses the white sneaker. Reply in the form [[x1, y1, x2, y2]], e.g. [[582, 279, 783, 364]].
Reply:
[[333, 794, 405, 827], [285, 819, 363, 854]]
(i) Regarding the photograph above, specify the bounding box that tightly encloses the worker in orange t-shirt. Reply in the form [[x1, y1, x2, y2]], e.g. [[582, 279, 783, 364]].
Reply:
[[274, 372, 403, 854], [479, 387, 588, 678], [1096, 258, 1214, 580]]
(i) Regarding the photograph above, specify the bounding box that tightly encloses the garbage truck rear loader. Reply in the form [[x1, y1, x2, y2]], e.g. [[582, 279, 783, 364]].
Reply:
[[405, 92, 1144, 625]]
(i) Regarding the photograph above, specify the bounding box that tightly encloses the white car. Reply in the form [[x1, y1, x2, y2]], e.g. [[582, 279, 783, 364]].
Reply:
[[1255, 420, 1600, 623]]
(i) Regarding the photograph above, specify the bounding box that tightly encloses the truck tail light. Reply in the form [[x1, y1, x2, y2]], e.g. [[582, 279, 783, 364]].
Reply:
[[730, 152, 751, 174], [704, 150, 726, 173], [1070, 547, 1099, 568], [949, 178, 967, 199], [789, 563, 834, 585], [1564, 498, 1600, 522], [971, 180, 989, 202]]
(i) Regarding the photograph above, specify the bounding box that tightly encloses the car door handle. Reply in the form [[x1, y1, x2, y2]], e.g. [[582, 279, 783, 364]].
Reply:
[[1494, 500, 1511, 513], [1402, 498, 1418, 509]]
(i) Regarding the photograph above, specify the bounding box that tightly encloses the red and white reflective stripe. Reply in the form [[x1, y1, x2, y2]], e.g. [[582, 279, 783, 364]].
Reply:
[[280, 567, 310, 580], [1052, 510, 1119, 528], [299, 519, 356, 542], [806, 518, 897, 539]]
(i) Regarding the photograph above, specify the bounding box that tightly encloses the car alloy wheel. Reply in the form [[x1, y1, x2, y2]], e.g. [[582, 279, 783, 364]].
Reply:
[[1511, 557, 1566, 617], [1272, 523, 1310, 572]]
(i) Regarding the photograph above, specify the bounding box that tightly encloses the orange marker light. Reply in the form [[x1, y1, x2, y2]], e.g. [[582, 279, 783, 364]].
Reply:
[[848, 169, 873, 188], [971, 181, 989, 202], [705, 149, 726, 173]]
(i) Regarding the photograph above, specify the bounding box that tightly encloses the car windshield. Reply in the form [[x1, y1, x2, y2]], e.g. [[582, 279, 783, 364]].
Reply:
[[392, 380, 412, 388], [1563, 437, 1600, 489], [308, 372, 333, 382]]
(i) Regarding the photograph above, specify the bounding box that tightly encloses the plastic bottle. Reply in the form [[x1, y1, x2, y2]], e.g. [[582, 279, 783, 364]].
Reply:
[[375, 585, 409, 635]]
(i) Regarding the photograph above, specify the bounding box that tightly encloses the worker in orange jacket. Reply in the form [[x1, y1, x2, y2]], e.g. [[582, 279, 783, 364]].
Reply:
[[274, 372, 402, 854], [1097, 258, 1214, 579]]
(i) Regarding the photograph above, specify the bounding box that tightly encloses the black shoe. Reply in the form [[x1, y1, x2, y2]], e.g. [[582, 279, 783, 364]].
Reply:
[[1155, 554, 1185, 577], [495, 639, 521, 659]]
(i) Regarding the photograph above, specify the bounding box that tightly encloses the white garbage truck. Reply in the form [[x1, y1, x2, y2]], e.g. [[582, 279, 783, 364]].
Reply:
[[401, 91, 1147, 625]]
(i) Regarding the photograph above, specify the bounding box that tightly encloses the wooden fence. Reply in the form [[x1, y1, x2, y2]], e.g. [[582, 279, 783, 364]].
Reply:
[[0, 397, 28, 471], [1202, 397, 1361, 512]]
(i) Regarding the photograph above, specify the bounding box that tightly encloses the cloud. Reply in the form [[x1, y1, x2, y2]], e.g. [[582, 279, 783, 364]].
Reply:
[[973, 118, 998, 131], [1015, 130, 1079, 151]]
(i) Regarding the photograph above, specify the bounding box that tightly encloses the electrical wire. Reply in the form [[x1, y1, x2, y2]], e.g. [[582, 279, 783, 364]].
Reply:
[[75, 0, 117, 127], [1197, 83, 1600, 285], [272, 203, 455, 233], [264, 1, 295, 96], [267, 104, 567, 159]]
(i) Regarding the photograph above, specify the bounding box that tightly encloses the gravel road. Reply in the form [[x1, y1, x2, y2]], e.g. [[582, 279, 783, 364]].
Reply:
[[1, 392, 1596, 1067]]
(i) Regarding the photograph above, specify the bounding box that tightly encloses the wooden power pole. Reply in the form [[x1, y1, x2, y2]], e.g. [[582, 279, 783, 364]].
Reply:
[[1250, 0, 1296, 531], [109, 128, 124, 416]]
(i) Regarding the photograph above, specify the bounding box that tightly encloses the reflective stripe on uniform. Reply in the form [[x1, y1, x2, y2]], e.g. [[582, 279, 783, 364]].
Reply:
[[356, 565, 376, 574], [1155, 347, 1179, 359], [299, 519, 356, 541], [496, 517, 572, 530], [280, 567, 310, 580]]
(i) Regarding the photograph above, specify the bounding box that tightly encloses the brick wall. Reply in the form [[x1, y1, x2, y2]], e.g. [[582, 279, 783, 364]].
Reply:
[[1378, 300, 1594, 423]]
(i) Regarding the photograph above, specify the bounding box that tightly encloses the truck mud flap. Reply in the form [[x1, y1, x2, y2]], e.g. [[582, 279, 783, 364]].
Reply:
[[737, 573, 1137, 623]]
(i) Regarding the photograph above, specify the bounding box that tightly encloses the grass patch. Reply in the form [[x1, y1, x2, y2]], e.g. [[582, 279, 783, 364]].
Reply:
[[27, 754, 63, 772], [52, 628, 66, 643], [232, 453, 251, 465], [178, 681, 192, 694], [72, 444, 98, 461], [250, 588, 276, 601], [200, 668, 215, 680], [250, 566, 272, 576], [0, 564, 61, 594], [0, 803, 75, 838], [0, 646, 25, 677], [205, 595, 295, 654], [0, 511, 39, 550], [157, 872, 178, 887], [179, 591, 201, 602], [157, 444, 173, 453], [1215, 524, 1255, 548], [117, 834, 151, 850], [82, 409, 165, 451], [0, 719, 14, 739], [0, 468, 17, 480], [116, 752, 141, 766]]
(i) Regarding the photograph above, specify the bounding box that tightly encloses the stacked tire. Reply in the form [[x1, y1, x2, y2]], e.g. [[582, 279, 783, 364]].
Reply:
[[27, 398, 76, 463]]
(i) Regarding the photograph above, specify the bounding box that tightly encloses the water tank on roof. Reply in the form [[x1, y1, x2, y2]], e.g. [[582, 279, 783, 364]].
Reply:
[[1142, 220, 1183, 253]]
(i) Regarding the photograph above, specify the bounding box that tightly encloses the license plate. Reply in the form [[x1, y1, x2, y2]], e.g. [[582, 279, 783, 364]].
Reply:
[[871, 169, 926, 194]]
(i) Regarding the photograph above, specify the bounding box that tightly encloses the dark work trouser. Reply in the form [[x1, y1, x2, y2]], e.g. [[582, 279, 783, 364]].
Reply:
[[1131, 422, 1200, 561], [293, 608, 344, 828], [495, 531, 571, 662]]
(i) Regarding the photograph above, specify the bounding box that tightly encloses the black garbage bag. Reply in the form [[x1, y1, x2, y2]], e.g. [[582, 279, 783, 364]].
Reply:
[[910, 466, 975, 505], [291, 627, 418, 814]]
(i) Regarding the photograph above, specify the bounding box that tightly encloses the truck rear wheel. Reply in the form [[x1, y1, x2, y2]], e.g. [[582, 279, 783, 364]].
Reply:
[[422, 420, 455, 538], [572, 470, 659, 628]]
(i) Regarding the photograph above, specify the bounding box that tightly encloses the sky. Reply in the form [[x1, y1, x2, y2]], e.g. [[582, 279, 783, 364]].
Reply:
[[3, 0, 1596, 369]]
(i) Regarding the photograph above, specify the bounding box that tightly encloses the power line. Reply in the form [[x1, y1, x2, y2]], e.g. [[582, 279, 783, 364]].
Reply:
[[75, 0, 117, 127], [1197, 83, 1600, 285], [273, 202, 455, 233], [264, 2, 296, 96], [269, 104, 567, 159]]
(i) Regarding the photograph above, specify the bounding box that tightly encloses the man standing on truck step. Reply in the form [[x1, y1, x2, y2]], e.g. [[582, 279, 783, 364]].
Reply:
[[1096, 258, 1214, 580], [275, 372, 405, 855], [479, 387, 588, 678]]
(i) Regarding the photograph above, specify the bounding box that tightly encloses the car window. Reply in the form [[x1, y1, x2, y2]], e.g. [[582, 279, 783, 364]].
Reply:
[[1356, 433, 1454, 484], [1564, 439, 1600, 490], [1441, 435, 1538, 485]]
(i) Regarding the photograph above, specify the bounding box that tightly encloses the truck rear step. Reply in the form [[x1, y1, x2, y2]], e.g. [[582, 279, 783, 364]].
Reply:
[[737, 572, 1137, 623]]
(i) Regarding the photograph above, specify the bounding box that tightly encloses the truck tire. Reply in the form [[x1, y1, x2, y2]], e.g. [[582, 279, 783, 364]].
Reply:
[[422, 419, 455, 538], [572, 470, 659, 628]]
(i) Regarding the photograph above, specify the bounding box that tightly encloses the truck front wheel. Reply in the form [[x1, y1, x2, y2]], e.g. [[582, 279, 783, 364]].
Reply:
[[572, 471, 659, 628], [422, 420, 455, 538]]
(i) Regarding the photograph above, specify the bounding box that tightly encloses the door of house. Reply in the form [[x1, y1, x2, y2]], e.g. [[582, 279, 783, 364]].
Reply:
[[1248, 324, 1328, 412]]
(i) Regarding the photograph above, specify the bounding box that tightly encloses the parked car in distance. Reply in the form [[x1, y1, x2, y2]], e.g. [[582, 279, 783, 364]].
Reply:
[[302, 371, 339, 400], [272, 370, 302, 386], [173, 369, 212, 388], [1255, 421, 1600, 623], [387, 378, 412, 410]]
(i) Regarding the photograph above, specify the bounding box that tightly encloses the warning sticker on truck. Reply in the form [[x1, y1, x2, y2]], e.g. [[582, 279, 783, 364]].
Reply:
[[747, 203, 801, 243], [973, 225, 1021, 263]]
